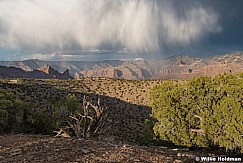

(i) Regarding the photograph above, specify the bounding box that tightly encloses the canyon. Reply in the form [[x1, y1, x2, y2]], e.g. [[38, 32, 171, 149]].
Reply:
[[1, 51, 243, 80]]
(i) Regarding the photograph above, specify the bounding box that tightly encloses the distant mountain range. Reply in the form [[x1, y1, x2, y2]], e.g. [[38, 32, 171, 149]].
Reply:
[[0, 65, 73, 79], [1, 51, 243, 80]]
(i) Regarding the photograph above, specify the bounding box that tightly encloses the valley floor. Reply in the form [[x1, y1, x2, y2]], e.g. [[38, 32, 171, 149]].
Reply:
[[0, 134, 233, 163]]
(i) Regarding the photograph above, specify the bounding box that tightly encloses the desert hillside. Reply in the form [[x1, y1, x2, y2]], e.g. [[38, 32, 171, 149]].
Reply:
[[1, 77, 238, 163], [1, 76, 242, 162], [0, 78, 162, 143]]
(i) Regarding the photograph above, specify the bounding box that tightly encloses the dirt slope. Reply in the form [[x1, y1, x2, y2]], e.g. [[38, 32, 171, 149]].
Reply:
[[1, 134, 225, 163]]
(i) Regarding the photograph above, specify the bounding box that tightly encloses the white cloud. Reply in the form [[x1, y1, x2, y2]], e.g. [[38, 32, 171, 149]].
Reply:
[[31, 53, 58, 60], [0, 0, 221, 53], [30, 52, 86, 61]]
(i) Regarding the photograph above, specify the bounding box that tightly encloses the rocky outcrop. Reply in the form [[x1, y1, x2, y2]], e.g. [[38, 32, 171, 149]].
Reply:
[[37, 65, 50, 74], [63, 69, 70, 76]]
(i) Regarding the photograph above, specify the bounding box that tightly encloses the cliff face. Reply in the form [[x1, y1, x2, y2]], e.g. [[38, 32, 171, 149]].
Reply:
[[156, 51, 243, 79], [76, 52, 243, 79], [1, 51, 243, 80]]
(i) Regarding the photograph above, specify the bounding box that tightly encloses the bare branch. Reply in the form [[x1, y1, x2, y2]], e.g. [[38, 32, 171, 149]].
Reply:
[[194, 115, 203, 121], [53, 128, 71, 138], [190, 128, 205, 136], [67, 121, 74, 128], [69, 115, 79, 121], [60, 95, 107, 139]]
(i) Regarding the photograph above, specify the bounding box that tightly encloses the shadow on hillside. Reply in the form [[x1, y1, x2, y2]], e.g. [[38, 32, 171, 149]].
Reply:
[[5, 80, 243, 155], [71, 91, 157, 144], [1, 80, 155, 144]]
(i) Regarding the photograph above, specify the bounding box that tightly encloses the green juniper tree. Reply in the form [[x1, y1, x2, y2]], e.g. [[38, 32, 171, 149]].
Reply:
[[151, 73, 243, 152], [0, 90, 25, 133]]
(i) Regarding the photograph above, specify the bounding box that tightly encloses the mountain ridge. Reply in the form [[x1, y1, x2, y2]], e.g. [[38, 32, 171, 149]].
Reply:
[[0, 65, 73, 79], [1, 51, 243, 79]]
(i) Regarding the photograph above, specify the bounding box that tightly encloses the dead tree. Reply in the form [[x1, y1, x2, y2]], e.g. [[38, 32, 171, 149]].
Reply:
[[64, 95, 107, 138]]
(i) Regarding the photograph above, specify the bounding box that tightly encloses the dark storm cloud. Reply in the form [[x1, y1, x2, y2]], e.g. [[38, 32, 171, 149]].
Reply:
[[0, 0, 242, 59]]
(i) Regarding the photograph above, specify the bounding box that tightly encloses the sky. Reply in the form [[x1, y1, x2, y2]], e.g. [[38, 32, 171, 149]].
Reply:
[[0, 0, 243, 61]]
